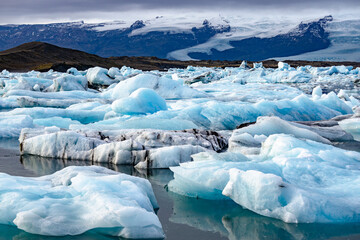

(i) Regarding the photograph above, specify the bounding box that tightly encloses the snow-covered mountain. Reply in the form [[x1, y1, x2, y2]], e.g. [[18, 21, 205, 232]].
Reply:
[[0, 15, 358, 61]]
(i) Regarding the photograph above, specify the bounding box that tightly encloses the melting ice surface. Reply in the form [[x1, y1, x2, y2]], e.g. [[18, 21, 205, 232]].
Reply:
[[0, 166, 164, 239], [169, 134, 360, 223], [0, 62, 360, 237]]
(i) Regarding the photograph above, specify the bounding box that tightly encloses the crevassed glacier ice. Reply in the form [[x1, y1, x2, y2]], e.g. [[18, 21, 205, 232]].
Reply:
[[169, 134, 360, 223], [0, 166, 164, 238]]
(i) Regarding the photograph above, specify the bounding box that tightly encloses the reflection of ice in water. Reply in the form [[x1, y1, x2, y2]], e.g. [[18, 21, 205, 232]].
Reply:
[[19, 155, 360, 240], [169, 193, 360, 240], [20, 154, 174, 185], [0, 224, 118, 240]]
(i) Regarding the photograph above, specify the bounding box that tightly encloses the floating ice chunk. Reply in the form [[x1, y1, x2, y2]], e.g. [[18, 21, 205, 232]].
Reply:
[[4, 89, 100, 100], [112, 88, 167, 115], [47, 75, 88, 91], [337, 89, 350, 101], [0, 115, 34, 138], [66, 67, 82, 76], [326, 65, 352, 75], [119, 66, 142, 77], [0, 97, 19, 108], [19, 77, 53, 90], [66, 101, 110, 111], [349, 96, 360, 107], [168, 151, 250, 200], [316, 92, 353, 115], [108, 67, 125, 80], [339, 116, 360, 141], [239, 60, 251, 69], [71, 117, 199, 131], [223, 169, 288, 219], [169, 134, 360, 223], [1, 69, 10, 76], [312, 86, 322, 99], [135, 145, 207, 169], [33, 117, 81, 129], [253, 62, 263, 68], [0, 166, 164, 238], [103, 73, 206, 100], [20, 128, 227, 167], [6, 107, 106, 124], [86, 67, 116, 86], [277, 62, 290, 70], [232, 116, 331, 144], [17, 97, 86, 108]]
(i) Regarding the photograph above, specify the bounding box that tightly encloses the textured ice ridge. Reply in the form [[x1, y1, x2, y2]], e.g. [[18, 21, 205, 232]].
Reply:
[[169, 134, 360, 223], [19, 127, 228, 168]]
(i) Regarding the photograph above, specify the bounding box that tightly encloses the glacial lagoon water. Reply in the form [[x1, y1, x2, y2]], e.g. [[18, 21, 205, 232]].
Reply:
[[1, 140, 360, 240]]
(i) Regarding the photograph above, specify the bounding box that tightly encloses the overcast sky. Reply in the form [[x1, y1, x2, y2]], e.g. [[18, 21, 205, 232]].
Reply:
[[1, 0, 359, 24]]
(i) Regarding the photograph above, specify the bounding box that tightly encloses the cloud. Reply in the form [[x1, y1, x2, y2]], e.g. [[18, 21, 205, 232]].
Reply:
[[0, 0, 359, 24]]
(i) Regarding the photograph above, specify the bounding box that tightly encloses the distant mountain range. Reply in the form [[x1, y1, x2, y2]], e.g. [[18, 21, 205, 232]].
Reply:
[[1, 15, 358, 62], [1, 42, 359, 72]]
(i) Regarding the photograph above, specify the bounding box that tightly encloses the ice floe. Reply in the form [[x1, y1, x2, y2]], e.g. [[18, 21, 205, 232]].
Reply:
[[169, 134, 360, 223], [19, 128, 227, 168], [0, 166, 164, 238]]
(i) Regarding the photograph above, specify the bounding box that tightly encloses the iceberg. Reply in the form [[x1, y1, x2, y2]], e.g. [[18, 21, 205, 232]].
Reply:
[[0, 115, 34, 138], [339, 110, 360, 141], [46, 75, 88, 92], [112, 88, 167, 115], [20, 128, 227, 168], [229, 115, 354, 154], [86, 67, 117, 87], [0, 166, 164, 238], [169, 134, 360, 223], [103, 73, 206, 100], [5, 107, 106, 124]]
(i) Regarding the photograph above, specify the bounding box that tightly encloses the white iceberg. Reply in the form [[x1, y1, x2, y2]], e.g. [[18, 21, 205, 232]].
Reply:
[[169, 134, 360, 223], [20, 128, 227, 168], [86, 67, 117, 86], [112, 88, 167, 115], [0, 166, 164, 238], [103, 73, 206, 100]]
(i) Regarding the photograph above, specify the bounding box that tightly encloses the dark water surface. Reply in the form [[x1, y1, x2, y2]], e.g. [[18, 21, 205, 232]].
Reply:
[[0, 139, 360, 240]]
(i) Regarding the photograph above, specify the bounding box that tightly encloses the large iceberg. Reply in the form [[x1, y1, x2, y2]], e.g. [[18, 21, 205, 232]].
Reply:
[[0, 166, 164, 238], [20, 128, 227, 168], [169, 134, 360, 223]]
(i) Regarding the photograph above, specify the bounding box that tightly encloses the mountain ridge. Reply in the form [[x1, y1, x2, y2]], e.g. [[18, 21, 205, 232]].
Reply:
[[1, 42, 360, 72], [0, 16, 342, 61]]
